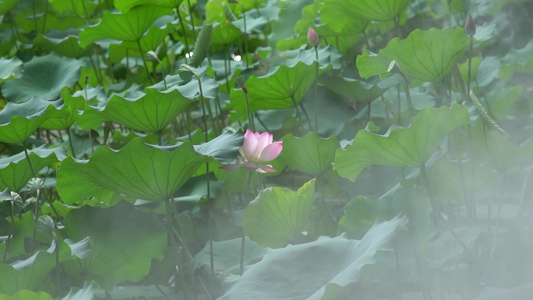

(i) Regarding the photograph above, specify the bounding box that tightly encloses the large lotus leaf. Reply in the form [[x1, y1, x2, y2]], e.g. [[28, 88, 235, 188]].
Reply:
[[1, 54, 82, 102], [61, 203, 167, 289], [79, 88, 196, 134], [56, 138, 210, 204], [319, 0, 370, 34], [193, 129, 243, 164], [61, 281, 96, 300], [0, 97, 66, 143], [229, 61, 317, 113], [49, 0, 98, 16], [334, 104, 470, 181], [0, 146, 66, 192], [79, 6, 170, 47], [192, 237, 266, 276], [242, 179, 315, 249], [150, 74, 220, 100], [278, 132, 338, 175], [0, 238, 90, 295], [339, 184, 434, 247], [0, 290, 53, 300], [109, 16, 174, 61], [0, 57, 23, 84], [323, 0, 409, 22], [114, 0, 183, 13], [357, 28, 470, 82], [219, 215, 407, 299], [319, 74, 384, 103], [33, 29, 90, 58], [211, 21, 242, 45], [3, 212, 33, 260], [0, 0, 20, 15]]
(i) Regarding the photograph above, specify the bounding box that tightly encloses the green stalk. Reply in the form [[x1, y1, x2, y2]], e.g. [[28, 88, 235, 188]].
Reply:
[[187, 0, 196, 39], [237, 1, 249, 69], [400, 73, 414, 118], [197, 76, 215, 276], [176, 8, 190, 64], [41, 0, 49, 33], [299, 103, 313, 132], [242, 86, 255, 131], [401, 169, 428, 300], [2, 200, 15, 261], [467, 35, 473, 94], [313, 46, 319, 134], [84, 76, 95, 154], [137, 39, 153, 84]]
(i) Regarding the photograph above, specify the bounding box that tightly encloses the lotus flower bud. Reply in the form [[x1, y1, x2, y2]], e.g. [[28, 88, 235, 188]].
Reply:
[[307, 27, 319, 47], [465, 14, 476, 36]]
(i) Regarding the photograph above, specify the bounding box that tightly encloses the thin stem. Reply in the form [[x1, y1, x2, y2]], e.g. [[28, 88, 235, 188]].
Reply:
[[32, 0, 39, 33], [396, 85, 402, 125], [66, 128, 77, 158], [41, 0, 49, 33], [84, 76, 95, 154], [186, 0, 196, 39], [157, 59, 167, 89], [176, 8, 190, 64], [197, 76, 215, 276], [400, 73, 414, 118], [467, 35, 473, 94], [242, 86, 255, 131], [2, 200, 15, 261], [137, 39, 153, 84], [313, 46, 319, 134], [400, 169, 428, 300], [489, 170, 507, 263], [31, 188, 41, 253], [238, 1, 249, 69], [299, 103, 313, 132], [291, 95, 302, 127]]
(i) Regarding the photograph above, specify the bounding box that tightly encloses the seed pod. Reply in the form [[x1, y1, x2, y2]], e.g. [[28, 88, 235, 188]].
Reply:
[[189, 23, 213, 67]]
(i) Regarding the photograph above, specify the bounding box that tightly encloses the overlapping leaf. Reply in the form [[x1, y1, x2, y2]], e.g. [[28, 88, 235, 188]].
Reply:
[[334, 104, 470, 181], [278, 132, 338, 175], [79, 6, 170, 47], [0, 146, 66, 192], [1, 54, 82, 102], [220, 215, 407, 299], [0, 238, 90, 295], [61, 202, 167, 289], [78, 88, 196, 133], [0, 98, 66, 143], [242, 179, 315, 248], [114, 0, 183, 13], [357, 28, 470, 82], [56, 138, 210, 204]]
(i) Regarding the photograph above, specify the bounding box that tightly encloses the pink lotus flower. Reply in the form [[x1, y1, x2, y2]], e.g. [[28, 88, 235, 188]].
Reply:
[[221, 130, 283, 173], [307, 27, 319, 47]]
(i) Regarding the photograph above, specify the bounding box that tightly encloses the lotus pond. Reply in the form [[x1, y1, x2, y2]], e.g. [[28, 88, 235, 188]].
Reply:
[[1, 0, 533, 299]]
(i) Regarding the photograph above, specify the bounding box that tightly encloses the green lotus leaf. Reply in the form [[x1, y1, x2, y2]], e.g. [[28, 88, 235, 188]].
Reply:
[[192, 237, 266, 276], [193, 129, 243, 164], [0, 290, 53, 300], [109, 16, 174, 62], [242, 179, 315, 248], [1, 53, 82, 102], [211, 21, 242, 45], [219, 215, 407, 299], [79, 88, 196, 134], [61, 281, 97, 300], [33, 29, 90, 58], [0, 146, 66, 192], [319, 74, 384, 102], [357, 28, 470, 82], [334, 104, 470, 181], [0, 57, 23, 84], [0, 97, 66, 143], [278, 132, 339, 175], [0, 238, 90, 295], [49, 0, 98, 16], [61, 202, 167, 289], [56, 138, 210, 204], [150, 74, 220, 100], [79, 6, 170, 48], [324, 0, 409, 22], [319, 0, 370, 34], [229, 61, 318, 113], [0, 0, 20, 15], [114, 0, 183, 13]]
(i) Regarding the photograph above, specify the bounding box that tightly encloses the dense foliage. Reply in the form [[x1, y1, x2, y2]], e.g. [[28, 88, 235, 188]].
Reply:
[[1, 0, 533, 299]]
